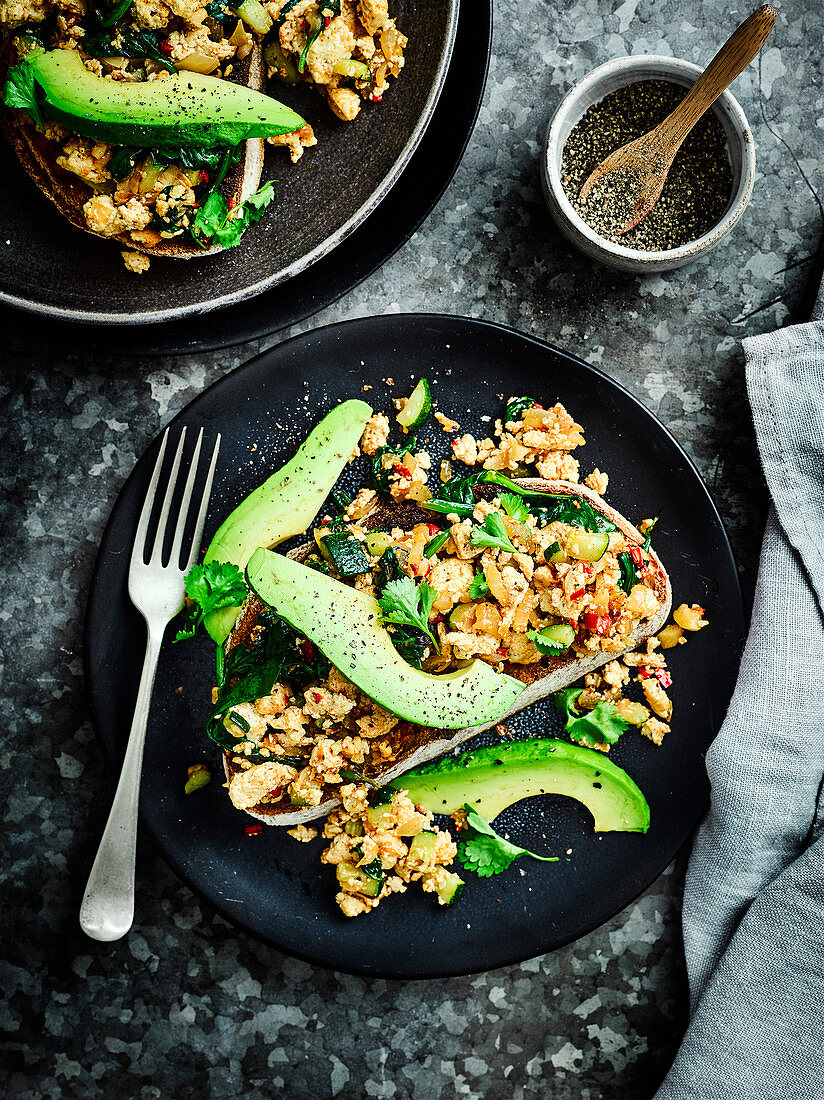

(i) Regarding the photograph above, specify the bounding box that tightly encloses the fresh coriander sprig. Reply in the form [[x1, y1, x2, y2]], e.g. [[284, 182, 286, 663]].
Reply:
[[457, 806, 558, 877], [469, 512, 516, 554], [467, 571, 490, 599], [377, 576, 439, 649], [553, 688, 629, 750], [175, 562, 247, 642], [500, 492, 530, 523], [191, 181, 275, 250]]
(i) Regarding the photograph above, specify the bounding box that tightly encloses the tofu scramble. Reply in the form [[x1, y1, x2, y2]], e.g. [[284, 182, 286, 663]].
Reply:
[[211, 393, 708, 918]]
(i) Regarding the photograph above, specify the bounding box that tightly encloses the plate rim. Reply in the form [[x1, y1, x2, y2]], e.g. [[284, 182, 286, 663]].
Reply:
[[83, 312, 746, 978], [0, 0, 459, 325]]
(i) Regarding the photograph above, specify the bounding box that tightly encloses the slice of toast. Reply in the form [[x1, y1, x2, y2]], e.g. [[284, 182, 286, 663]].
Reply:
[[0, 40, 265, 260], [222, 479, 672, 824]]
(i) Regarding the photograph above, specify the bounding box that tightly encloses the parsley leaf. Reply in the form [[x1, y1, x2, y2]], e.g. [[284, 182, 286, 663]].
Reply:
[[377, 577, 438, 649], [500, 492, 529, 524], [467, 571, 489, 599], [175, 562, 247, 642], [191, 181, 275, 250], [617, 552, 638, 595], [457, 806, 558, 877], [526, 625, 575, 657], [3, 58, 45, 130], [553, 688, 629, 750], [469, 512, 516, 554]]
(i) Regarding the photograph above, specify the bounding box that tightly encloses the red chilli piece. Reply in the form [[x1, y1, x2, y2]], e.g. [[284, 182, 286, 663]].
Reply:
[[533, 403, 544, 409], [655, 668, 673, 689], [369, 93, 383, 103], [638, 668, 653, 679], [323, 15, 330, 27], [583, 612, 611, 635], [630, 546, 644, 567], [311, 691, 323, 703], [496, 647, 507, 656], [301, 639, 316, 661], [581, 564, 593, 576], [159, 41, 172, 53], [244, 825, 263, 837], [570, 587, 586, 601], [227, 197, 237, 210], [199, 170, 210, 184], [426, 523, 441, 534], [395, 464, 411, 478]]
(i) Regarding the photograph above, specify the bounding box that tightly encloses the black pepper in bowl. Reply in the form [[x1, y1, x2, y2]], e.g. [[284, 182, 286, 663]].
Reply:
[[561, 80, 733, 252]]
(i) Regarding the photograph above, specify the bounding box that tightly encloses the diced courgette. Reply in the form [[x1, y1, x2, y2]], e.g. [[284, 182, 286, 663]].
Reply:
[[336, 861, 383, 898], [566, 531, 610, 562], [333, 58, 371, 80], [237, 0, 272, 34], [320, 530, 370, 576], [264, 35, 300, 84], [408, 830, 438, 870], [365, 530, 393, 558], [430, 870, 464, 906], [397, 378, 432, 431]]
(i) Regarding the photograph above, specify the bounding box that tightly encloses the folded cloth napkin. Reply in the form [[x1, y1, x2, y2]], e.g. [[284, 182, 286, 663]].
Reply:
[[654, 285, 824, 1099]]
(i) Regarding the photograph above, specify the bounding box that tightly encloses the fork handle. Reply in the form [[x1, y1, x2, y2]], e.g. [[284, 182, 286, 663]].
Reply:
[[80, 625, 164, 941]]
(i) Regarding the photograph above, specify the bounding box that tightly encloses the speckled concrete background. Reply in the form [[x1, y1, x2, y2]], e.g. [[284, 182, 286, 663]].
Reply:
[[2, 1, 821, 1096]]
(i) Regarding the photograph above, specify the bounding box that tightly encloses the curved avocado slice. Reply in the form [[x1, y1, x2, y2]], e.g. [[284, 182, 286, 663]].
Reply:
[[397, 740, 650, 833], [204, 399, 372, 643], [24, 50, 306, 147], [245, 548, 526, 729]]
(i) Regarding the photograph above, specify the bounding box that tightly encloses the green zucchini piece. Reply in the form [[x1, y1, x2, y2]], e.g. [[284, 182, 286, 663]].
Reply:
[[566, 531, 610, 562], [264, 35, 301, 84], [365, 530, 393, 558], [236, 0, 272, 33], [333, 59, 371, 80], [320, 531, 370, 577], [336, 860, 383, 898], [431, 870, 464, 906], [397, 378, 432, 431]]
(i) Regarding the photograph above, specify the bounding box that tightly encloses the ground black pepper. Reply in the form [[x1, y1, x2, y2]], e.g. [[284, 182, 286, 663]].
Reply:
[[561, 80, 733, 252]]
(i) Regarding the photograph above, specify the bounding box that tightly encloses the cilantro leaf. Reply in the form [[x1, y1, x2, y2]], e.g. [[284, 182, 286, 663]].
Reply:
[[3, 58, 45, 130], [191, 182, 275, 250], [377, 576, 439, 649], [469, 512, 516, 554], [526, 626, 573, 657], [467, 571, 489, 599], [457, 806, 558, 877], [175, 562, 247, 641], [552, 689, 629, 749], [500, 492, 530, 524]]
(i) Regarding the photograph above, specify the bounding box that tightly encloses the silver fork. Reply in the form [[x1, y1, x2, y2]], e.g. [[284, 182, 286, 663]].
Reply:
[[80, 427, 220, 942]]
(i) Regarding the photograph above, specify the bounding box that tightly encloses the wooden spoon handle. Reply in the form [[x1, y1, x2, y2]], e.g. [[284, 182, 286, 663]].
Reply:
[[658, 4, 777, 147]]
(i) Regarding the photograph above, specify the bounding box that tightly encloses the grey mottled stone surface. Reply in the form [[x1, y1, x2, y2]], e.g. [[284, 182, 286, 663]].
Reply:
[[2, 1, 821, 1096]]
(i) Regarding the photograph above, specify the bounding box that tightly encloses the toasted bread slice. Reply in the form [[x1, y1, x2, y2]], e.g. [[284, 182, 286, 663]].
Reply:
[[0, 40, 265, 260], [222, 479, 672, 824]]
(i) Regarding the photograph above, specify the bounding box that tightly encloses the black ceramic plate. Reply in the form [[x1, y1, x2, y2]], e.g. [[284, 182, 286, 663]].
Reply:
[[85, 315, 745, 979], [0, 0, 489, 354], [0, 0, 457, 323]]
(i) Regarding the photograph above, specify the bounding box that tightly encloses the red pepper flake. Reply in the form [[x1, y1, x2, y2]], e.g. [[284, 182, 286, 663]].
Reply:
[[409, 564, 418, 576], [301, 639, 315, 661], [638, 668, 653, 679], [533, 402, 544, 409], [581, 564, 593, 576], [159, 41, 172, 53], [570, 587, 585, 601], [227, 197, 237, 210], [583, 612, 611, 635], [426, 523, 441, 534], [395, 464, 411, 478], [244, 825, 263, 836], [655, 668, 673, 688], [311, 691, 323, 703], [199, 170, 210, 184], [496, 647, 507, 656], [369, 93, 383, 102], [630, 546, 644, 567], [323, 14, 330, 26], [268, 787, 282, 800]]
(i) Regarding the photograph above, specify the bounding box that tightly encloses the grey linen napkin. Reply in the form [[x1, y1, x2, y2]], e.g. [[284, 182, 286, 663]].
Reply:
[[654, 287, 824, 1099]]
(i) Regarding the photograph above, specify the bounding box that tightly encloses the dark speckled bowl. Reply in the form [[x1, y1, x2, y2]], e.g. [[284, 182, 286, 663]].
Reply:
[[0, 0, 458, 324]]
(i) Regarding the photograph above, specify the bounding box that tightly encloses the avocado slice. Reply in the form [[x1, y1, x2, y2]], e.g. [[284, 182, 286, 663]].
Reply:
[[203, 399, 372, 643], [22, 49, 306, 148], [245, 548, 526, 729], [397, 740, 650, 833]]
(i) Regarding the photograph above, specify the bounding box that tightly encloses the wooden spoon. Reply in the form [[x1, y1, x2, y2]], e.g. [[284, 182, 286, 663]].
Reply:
[[578, 4, 777, 236]]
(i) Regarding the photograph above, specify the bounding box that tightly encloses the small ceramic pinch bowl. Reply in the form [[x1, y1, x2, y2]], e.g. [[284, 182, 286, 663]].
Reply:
[[541, 55, 756, 273]]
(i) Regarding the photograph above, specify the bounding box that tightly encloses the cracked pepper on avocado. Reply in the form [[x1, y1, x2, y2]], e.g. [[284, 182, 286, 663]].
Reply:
[[177, 385, 708, 918], [0, 0, 406, 270]]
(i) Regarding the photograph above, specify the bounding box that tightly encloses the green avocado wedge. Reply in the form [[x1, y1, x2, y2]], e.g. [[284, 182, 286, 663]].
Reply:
[[16, 49, 306, 148], [245, 549, 526, 729], [203, 399, 373, 643], [396, 740, 650, 833]]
